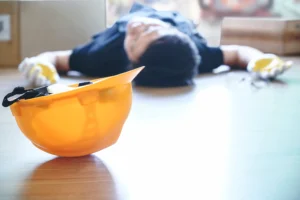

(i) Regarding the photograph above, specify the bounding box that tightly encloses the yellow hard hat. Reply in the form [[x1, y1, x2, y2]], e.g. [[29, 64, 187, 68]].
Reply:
[[2, 67, 144, 157]]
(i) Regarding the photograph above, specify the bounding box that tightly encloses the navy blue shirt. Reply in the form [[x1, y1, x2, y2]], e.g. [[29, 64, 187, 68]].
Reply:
[[69, 2, 224, 87]]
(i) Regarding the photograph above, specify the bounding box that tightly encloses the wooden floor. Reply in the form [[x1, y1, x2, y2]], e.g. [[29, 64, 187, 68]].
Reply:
[[1, 56, 300, 200]]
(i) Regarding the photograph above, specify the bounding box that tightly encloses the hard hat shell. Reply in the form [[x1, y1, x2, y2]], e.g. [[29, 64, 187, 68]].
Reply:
[[9, 67, 143, 157]]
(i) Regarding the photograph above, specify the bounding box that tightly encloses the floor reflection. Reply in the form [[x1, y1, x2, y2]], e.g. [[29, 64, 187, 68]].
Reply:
[[133, 85, 196, 97], [20, 155, 122, 200]]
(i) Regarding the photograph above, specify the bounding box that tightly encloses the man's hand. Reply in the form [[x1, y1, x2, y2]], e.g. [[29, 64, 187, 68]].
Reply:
[[220, 45, 292, 79], [124, 17, 172, 63], [247, 54, 293, 80], [18, 57, 60, 87]]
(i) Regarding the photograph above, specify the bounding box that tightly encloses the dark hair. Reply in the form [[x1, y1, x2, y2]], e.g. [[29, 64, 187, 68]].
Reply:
[[132, 33, 200, 87]]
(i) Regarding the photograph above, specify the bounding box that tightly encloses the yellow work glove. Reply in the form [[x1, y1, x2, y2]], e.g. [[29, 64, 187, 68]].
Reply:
[[247, 54, 293, 80], [18, 57, 60, 87]]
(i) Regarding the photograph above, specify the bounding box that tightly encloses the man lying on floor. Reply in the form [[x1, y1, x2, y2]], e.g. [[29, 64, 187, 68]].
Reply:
[[19, 2, 266, 88]]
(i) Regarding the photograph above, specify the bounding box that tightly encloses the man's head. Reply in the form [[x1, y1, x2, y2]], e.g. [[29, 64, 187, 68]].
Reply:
[[124, 17, 200, 87]]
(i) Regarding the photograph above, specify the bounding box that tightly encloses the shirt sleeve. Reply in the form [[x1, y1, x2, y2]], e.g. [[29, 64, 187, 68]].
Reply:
[[197, 45, 224, 73], [69, 24, 128, 77]]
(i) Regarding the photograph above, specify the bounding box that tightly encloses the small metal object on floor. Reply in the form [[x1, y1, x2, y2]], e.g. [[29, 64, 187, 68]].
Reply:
[[239, 76, 270, 90]]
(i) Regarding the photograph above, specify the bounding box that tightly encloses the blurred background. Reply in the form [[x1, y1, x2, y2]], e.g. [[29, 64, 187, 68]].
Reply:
[[0, 0, 299, 67], [107, 0, 300, 25], [107, 0, 300, 45]]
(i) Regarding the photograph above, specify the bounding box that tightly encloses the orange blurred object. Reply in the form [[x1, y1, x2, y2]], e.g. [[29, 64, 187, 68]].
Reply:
[[9, 67, 144, 157]]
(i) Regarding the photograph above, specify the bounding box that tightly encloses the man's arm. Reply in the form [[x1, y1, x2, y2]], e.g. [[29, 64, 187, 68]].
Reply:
[[220, 45, 264, 68], [36, 50, 72, 73], [18, 50, 72, 86]]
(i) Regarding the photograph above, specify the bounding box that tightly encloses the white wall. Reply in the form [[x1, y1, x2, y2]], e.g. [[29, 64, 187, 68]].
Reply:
[[20, 0, 106, 58]]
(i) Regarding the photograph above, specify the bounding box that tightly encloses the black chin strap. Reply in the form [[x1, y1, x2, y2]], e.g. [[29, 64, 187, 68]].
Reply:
[[2, 81, 93, 107], [2, 86, 49, 107]]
